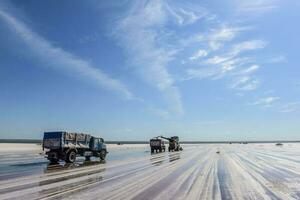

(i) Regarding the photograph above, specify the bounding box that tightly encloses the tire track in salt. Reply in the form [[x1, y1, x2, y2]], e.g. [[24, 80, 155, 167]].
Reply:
[[0, 148, 198, 200], [74, 149, 209, 200], [231, 147, 293, 199]]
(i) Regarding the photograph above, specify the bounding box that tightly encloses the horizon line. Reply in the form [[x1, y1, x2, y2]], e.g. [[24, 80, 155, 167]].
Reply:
[[1, 139, 300, 144]]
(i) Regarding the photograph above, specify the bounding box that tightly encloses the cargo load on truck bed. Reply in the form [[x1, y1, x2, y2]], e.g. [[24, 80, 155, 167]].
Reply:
[[150, 137, 165, 153], [43, 132, 91, 149], [43, 131, 107, 164]]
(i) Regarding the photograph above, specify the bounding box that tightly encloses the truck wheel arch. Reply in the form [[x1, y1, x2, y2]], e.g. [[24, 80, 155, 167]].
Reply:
[[66, 148, 77, 154]]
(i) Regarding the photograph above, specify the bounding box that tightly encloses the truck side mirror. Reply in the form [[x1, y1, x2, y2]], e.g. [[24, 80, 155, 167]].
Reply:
[[100, 138, 104, 143]]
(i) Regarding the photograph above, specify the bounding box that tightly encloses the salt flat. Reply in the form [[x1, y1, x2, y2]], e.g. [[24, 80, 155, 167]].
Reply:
[[0, 143, 300, 200]]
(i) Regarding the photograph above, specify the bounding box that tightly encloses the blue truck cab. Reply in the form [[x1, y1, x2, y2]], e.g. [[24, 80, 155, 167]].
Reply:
[[43, 131, 107, 164]]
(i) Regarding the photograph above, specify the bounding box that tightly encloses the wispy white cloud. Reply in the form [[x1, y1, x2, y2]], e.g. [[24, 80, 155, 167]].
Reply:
[[0, 8, 134, 100], [267, 55, 286, 63], [231, 76, 251, 88], [234, 0, 279, 13], [251, 96, 280, 107], [165, 3, 208, 25], [231, 40, 267, 56], [231, 76, 260, 91], [184, 56, 253, 81], [205, 55, 233, 65], [179, 13, 268, 92], [113, 0, 203, 117], [240, 65, 260, 74], [279, 102, 300, 113], [184, 67, 219, 81], [183, 38, 266, 91], [189, 49, 208, 60], [195, 26, 252, 51], [206, 27, 237, 50], [219, 57, 251, 74], [178, 12, 270, 94]]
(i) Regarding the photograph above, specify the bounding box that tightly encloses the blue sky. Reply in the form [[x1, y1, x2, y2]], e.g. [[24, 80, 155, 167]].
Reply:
[[0, 0, 300, 141]]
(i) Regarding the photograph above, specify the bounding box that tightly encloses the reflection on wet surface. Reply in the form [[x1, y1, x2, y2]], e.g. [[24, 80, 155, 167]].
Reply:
[[149, 151, 182, 166], [45, 160, 106, 173], [150, 154, 165, 166], [169, 152, 181, 162], [38, 167, 105, 199], [0, 145, 149, 181], [10, 161, 49, 167], [1, 144, 300, 200]]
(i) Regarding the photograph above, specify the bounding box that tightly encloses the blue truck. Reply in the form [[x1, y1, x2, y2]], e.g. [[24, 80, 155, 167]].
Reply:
[[42, 131, 107, 164]]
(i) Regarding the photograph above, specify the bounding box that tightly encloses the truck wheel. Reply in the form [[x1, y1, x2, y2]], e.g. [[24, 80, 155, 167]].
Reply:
[[159, 148, 162, 153], [151, 148, 154, 154], [66, 151, 76, 163], [100, 150, 106, 160]]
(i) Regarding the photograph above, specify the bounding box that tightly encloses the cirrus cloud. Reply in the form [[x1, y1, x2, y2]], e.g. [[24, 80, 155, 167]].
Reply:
[[0, 8, 135, 100]]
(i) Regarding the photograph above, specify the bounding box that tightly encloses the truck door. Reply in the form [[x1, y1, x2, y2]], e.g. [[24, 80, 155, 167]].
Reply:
[[96, 139, 101, 150], [92, 138, 104, 151], [95, 138, 103, 151], [92, 138, 99, 150], [99, 138, 104, 148]]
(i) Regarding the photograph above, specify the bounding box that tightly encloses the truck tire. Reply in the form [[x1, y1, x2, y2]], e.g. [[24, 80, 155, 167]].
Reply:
[[66, 151, 76, 163], [151, 148, 154, 154], [100, 150, 106, 161], [168, 147, 171, 152]]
